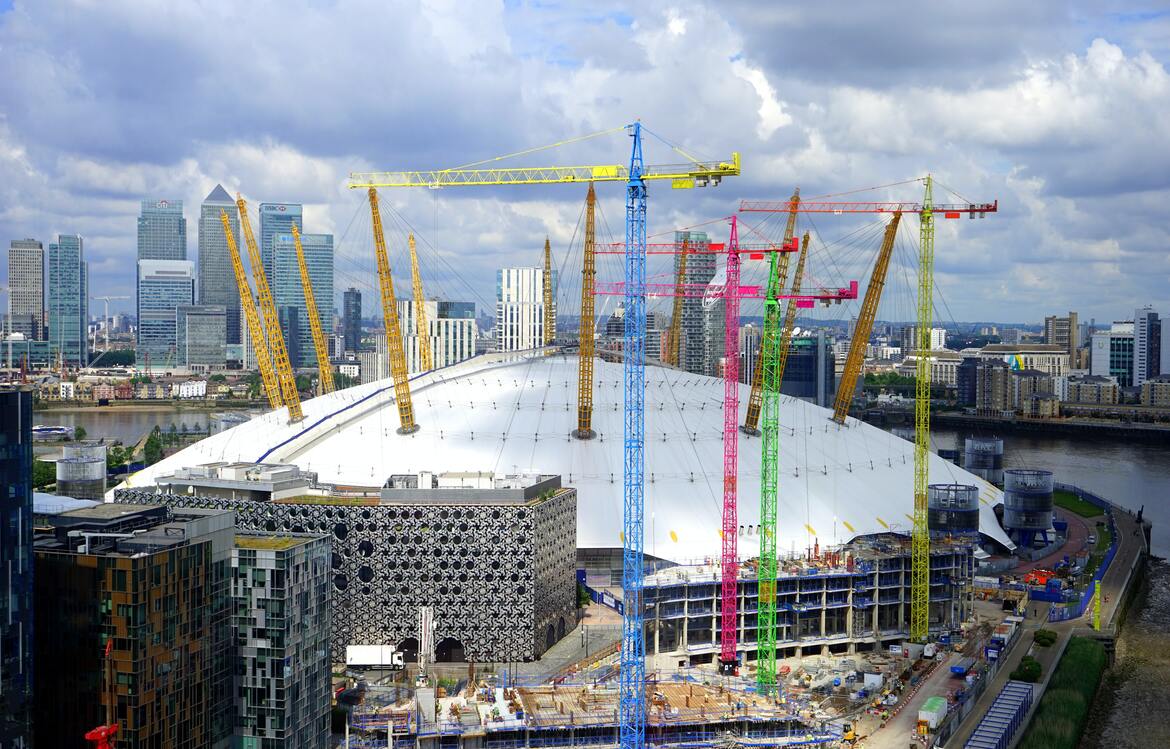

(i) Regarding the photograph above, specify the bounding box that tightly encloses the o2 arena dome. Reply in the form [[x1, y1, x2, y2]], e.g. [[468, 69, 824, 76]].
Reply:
[[117, 351, 1014, 561]]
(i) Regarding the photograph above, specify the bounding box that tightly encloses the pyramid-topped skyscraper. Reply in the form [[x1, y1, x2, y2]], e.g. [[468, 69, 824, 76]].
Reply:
[[198, 183, 241, 346]]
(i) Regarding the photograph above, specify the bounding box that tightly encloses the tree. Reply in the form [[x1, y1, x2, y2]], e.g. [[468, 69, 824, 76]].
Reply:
[[33, 460, 55, 489], [143, 427, 163, 466], [107, 444, 129, 470], [295, 374, 312, 394], [244, 372, 261, 399], [334, 372, 358, 390], [167, 423, 179, 446], [74, 426, 87, 441], [209, 374, 227, 383]]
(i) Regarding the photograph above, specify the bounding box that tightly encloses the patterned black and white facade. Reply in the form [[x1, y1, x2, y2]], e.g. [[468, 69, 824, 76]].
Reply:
[[116, 477, 577, 664]]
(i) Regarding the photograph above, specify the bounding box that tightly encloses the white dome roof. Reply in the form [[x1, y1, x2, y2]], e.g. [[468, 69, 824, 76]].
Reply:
[[117, 351, 1012, 562]]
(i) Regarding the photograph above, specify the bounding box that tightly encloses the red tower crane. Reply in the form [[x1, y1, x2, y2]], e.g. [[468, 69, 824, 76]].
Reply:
[[597, 218, 856, 672]]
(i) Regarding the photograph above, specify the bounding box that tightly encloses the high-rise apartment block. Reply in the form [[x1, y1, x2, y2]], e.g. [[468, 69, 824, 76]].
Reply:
[[137, 199, 187, 260], [7, 239, 44, 340], [1091, 322, 1135, 388], [272, 232, 333, 368], [231, 534, 331, 748], [34, 504, 235, 749], [1133, 306, 1161, 387], [136, 260, 195, 367], [673, 231, 723, 376], [198, 185, 242, 344], [258, 203, 302, 289], [176, 304, 227, 372], [899, 325, 948, 351], [1043, 311, 1079, 365], [47, 234, 88, 367], [0, 386, 34, 749], [398, 299, 477, 373], [342, 287, 362, 353], [496, 266, 555, 352]]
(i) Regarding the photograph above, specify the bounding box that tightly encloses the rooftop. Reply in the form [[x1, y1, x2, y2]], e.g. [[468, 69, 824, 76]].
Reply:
[[235, 533, 317, 550]]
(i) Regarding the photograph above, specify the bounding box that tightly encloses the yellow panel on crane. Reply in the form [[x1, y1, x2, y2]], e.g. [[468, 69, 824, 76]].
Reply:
[[220, 210, 282, 412], [236, 196, 303, 423], [368, 189, 419, 434], [743, 189, 800, 434], [407, 234, 433, 373], [292, 224, 336, 395], [831, 212, 901, 424]]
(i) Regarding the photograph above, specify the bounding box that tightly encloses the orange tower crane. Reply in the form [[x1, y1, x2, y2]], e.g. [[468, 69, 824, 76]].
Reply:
[[574, 185, 597, 438], [292, 224, 336, 394], [407, 233, 433, 372], [236, 195, 303, 422], [367, 188, 419, 434], [830, 213, 901, 423]]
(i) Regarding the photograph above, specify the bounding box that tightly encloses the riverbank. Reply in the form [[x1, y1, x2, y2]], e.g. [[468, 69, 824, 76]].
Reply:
[[35, 400, 266, 413]]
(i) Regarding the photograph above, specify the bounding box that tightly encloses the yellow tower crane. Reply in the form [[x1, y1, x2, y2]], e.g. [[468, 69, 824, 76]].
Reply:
[[221, 210, 282, 411], [367, 188, 419, 434], [665, 238, 688, 367], [911, 177, 935, 642], [574, 184, 597, 438], [291, 224, 335, 395], [407, 234, 433, 372], [543, 237, 555, 348], [236, 195, 303, 423], [742, 189, 800, 434], [830, 212, 901, 424]]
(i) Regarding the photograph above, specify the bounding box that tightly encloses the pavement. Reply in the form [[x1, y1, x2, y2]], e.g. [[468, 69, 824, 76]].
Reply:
[[1017, 510, 1093, 574]]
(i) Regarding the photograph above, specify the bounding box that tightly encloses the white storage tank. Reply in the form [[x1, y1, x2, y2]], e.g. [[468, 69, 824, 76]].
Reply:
[[56, 456, 107, 500]]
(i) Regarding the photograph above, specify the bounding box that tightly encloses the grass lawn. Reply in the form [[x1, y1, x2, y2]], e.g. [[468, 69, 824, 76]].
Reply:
[[1053, 489, 1103, 518], [1018, 637, 1107, 749]]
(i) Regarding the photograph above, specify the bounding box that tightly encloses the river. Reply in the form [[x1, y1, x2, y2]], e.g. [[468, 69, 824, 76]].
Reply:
[[928, 428, 1170, 557], [35, 406, 258, 447]]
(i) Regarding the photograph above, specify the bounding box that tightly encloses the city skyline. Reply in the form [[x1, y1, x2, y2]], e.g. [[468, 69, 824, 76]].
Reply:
[[0, 3, 1167, 322]]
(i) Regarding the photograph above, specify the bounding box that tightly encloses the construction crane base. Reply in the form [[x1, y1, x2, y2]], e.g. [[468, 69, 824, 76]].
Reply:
[[397, 424, 421, 436], [739, 425, 761, 437], [572, 429, 596, 440]]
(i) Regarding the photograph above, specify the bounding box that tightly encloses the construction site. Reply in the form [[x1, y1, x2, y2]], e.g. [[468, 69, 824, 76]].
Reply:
[[105, 123, 1028, 749]]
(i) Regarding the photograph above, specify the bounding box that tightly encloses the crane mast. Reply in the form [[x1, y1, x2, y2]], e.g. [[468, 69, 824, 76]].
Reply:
[[619, 122, 648, 749], [912, 178, 935, 641], [831, 213, 901, 424], [367, 188, 420, 434], [719, 217, 742, 674], [408, 233, 433, 372], [292, 224, 336, 395], [776, 235, 809, 386], [543, 237, 555, 347], [665, 239, 689, 367], [575, 185, 597, 439], [236, 195, 303, 422], [221, 210, 282, 411], [743, 189, 800, 434], [756, 232, 785, 694]]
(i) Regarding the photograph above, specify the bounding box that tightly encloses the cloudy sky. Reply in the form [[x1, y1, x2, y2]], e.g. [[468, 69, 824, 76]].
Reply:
[[1, 0, 1168, 325]]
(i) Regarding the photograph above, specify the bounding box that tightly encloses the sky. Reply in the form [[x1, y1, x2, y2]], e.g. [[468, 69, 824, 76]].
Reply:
[[1, 0, 1168, 325]]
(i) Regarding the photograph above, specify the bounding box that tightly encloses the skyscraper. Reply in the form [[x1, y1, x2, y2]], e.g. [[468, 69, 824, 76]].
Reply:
[[34, 504, 234, 748], [47, 234, 88, 367], [176, 304, 227, 371], [1090, 322, 1135, 387], [673, 231, 723, 376], [231, 534, 331, 748], [398, 299, 477, 373], [1134, 306, 1161, 387], [0, 385, 33, 749], [272, 231, 333, 368], [136, 260, 195, 368], [258, 203, 302, 289], [7, 239, 44, 340], [198, 185, 242, 344], [137, 199, 187, 260], [343, 287, 362, 353], [1044, 311, 1079, 366], [495, 266, 555, 352]]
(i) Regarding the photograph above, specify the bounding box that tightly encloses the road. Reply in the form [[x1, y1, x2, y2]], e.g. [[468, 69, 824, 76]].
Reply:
[[854, 652, 959, 749]]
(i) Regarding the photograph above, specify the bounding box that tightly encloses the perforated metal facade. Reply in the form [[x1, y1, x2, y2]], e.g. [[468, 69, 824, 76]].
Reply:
[[115, 484, 577, 664]]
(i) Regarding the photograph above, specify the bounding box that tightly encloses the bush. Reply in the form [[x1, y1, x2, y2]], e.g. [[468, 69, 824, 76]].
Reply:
[[33, 460, 55, 489], [1011, 656, 1042, 683], [1034, 629, 1058, 647], [1018, 637, 1107, 749]]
